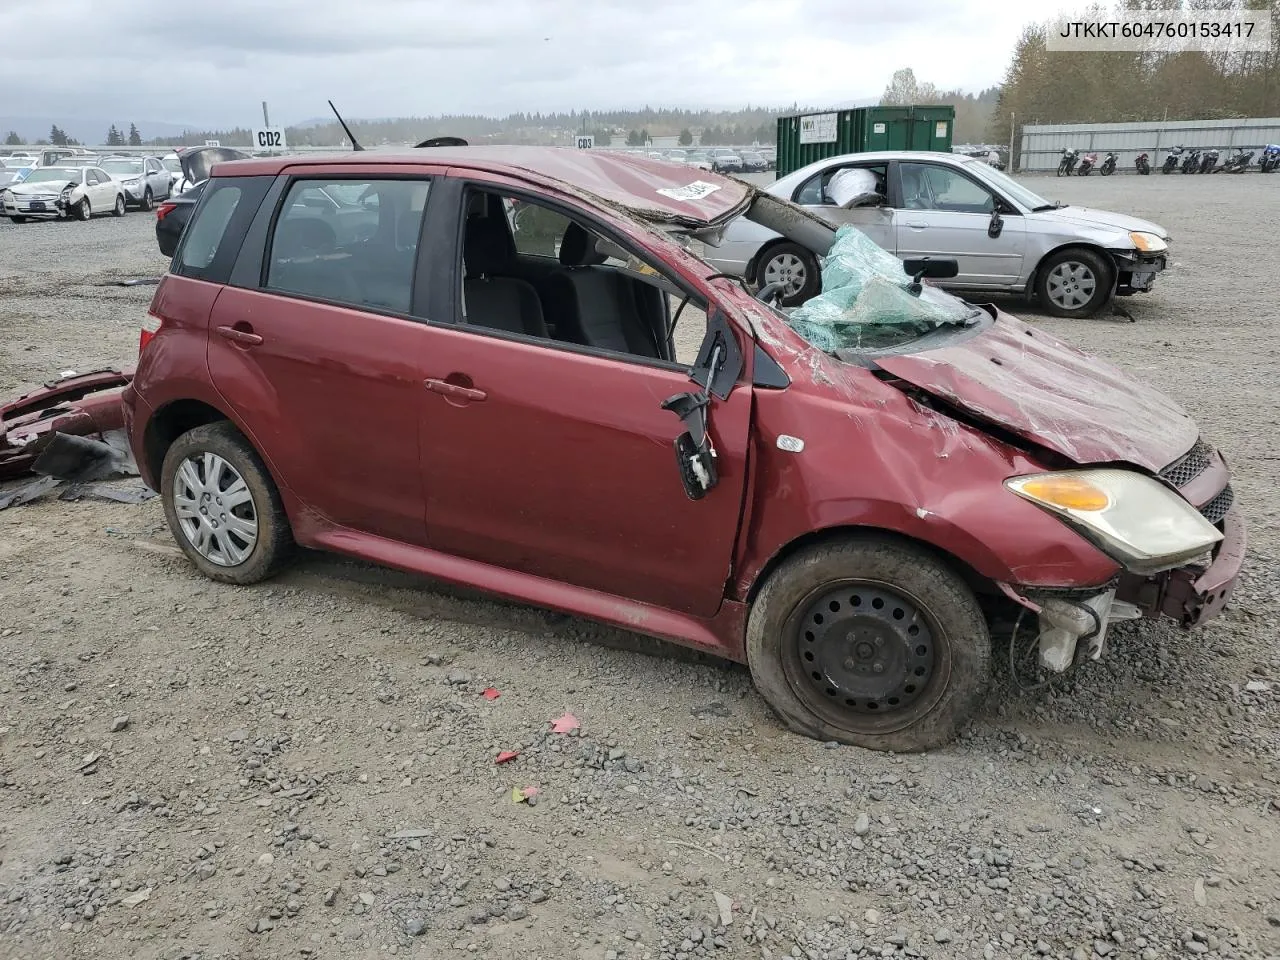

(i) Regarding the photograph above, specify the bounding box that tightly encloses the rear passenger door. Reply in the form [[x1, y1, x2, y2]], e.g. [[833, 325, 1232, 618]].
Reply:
[[204, 171, 441, 545]]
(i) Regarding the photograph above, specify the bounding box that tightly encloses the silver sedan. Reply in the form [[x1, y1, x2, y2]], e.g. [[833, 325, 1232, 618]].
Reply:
[[704, 151, 1171, 317]]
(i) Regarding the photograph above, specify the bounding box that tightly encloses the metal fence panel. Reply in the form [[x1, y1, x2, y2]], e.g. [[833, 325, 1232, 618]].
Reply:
[[1019, 118, 1280, 172]]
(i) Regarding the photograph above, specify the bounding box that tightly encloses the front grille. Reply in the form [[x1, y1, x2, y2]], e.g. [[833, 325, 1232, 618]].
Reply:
[[1160, 438, 1213, 488], [1199, 484, 1234, 525]]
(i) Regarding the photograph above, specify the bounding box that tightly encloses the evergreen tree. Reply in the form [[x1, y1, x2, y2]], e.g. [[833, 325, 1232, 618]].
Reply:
[[128, 123, 142, 146]]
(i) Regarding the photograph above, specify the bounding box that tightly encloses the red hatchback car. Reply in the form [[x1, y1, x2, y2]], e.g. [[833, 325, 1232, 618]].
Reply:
[[123, 147, 1244, 751]]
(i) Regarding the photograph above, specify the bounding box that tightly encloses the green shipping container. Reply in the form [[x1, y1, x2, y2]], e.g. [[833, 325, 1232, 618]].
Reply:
[[774, 105, 956, 178]]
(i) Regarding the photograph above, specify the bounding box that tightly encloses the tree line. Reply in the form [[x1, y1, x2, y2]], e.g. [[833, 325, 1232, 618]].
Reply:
[[988, 0, 1280, 153], [3, 123, 146, 148]]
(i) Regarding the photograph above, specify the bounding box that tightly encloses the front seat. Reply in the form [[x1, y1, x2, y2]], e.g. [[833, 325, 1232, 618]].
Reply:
[[544, 223, 661, 358], [900, 166, 930, 209], [462, 212, 548, 338]]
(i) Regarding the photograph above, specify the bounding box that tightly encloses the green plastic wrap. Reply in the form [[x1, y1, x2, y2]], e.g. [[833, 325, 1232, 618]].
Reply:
[[786, 225, 972, 351]]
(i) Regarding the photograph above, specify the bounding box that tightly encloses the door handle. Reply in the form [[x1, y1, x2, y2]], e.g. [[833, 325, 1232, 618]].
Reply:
[[424, 378, 487, 402], [215, 325, 264, 346], [905, 221, 928, 229]]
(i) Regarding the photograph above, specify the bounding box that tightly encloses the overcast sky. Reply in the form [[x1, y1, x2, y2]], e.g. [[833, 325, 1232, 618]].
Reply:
[[2, 0, 1078, 128]]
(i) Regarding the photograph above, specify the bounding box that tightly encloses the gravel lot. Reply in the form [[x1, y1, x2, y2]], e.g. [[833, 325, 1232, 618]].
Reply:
[[2, 174, 1279, 960]]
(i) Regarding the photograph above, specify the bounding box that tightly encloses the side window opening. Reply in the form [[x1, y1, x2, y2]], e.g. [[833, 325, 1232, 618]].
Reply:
[[795, 165, 888, 207], [459, 187, 709, 366], [179, 184, 243, 272], [265, 177, 430, 315], [900, 163, 993, 214]]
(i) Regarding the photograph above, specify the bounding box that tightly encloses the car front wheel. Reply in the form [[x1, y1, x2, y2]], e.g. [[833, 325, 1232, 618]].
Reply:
[[1035, 248, 1113, 318], [746, 536, 991, 752], [75, 198, 91, 221], [161, 421, 295, 584], [755, 242, 820, 307], [140, 188, 153, 211], [113, 194, 126, 217]]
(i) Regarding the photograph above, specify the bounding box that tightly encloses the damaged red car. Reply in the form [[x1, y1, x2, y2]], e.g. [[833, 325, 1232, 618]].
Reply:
[[121, 147, 1244, 751]]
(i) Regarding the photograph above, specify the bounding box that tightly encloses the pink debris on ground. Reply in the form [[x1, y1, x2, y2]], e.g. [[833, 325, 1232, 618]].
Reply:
[[494, 750, 520, 764], [481, 687, 501, 701], [550, 713, 580, 734]]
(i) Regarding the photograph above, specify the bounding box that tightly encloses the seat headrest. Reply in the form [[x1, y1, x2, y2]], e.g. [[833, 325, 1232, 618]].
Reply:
[[559, 222, 608, 267], [274, 217, 336, 258], [464, 214, 512, 277]]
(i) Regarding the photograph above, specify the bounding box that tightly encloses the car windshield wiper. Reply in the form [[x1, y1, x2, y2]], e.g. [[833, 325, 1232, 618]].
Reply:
[[1031, 202, 1066, 212]]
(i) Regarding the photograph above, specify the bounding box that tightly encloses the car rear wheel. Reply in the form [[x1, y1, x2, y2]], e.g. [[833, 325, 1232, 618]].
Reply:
[[746, 536, 991, 752], [161, 421, 295, 585], [1035, 248, 1112, 318], [140, 188, 153, 212], [75, 198, 91, 221], [755, 242, 820, 307], [113, 194, 126, 217]]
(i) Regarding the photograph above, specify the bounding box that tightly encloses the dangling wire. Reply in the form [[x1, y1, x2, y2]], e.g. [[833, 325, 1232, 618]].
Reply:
[[1007, 600, 1102, 693]]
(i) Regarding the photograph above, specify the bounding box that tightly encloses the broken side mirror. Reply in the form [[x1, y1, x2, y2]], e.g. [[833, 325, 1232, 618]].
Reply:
[[660, 311, 743, 500], [988, 208, 1004, 238]]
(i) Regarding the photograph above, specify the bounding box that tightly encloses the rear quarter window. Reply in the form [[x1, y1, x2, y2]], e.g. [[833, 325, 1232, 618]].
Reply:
[[174, 175, 272, 281]]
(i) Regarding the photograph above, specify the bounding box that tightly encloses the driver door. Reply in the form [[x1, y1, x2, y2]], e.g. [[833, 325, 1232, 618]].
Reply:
[[893, 161, 1024, 287], [791, 162, 896, 252]]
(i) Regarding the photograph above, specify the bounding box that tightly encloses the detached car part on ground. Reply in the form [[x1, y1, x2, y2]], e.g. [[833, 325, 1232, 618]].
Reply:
[[121, 146, 1241, 752], [1, 165, 127, 222], [704, 150, 1170, 318]]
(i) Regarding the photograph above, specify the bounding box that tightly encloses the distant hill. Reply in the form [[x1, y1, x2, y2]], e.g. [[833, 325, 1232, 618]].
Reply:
[[0, 116, 201, 145]]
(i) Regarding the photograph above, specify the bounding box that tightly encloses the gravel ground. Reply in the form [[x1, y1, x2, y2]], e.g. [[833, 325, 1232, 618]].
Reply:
[[2, 175, 1279, 960]]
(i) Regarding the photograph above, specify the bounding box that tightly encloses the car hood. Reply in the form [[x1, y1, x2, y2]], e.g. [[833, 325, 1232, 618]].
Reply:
[[7, 179, 75, 195], [1029, 205, 1168, 240], [875, 311, 1195, 472], [179, 146, 252, 186]]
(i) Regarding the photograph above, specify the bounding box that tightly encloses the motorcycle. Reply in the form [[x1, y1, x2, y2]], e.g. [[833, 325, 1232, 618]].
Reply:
[[1260, 144, 1280, 172], [1056, 148, 1079, 177], [1180, 148, 1202, 173], [1216, 149, 1252, 173], [1135, 152, 1150, 175], [1198, 149, 1219, 174], [1099, 151, 1118, 175], [1162, 146, 1184, 174], [1077, 152, 1098, 175]]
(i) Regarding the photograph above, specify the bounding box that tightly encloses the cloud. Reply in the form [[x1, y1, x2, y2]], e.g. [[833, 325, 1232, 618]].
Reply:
[[0, 0, 1078, 128]]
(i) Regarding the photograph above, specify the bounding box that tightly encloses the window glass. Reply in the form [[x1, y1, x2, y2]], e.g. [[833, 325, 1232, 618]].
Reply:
[[461, 189, 705, 366], [899, 163, 993, 213], [266, 178, 429, 314], [179, 184, 243, 271]]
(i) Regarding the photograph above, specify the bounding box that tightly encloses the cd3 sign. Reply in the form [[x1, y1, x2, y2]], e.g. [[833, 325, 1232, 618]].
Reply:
[[252, 127, 287, 152]]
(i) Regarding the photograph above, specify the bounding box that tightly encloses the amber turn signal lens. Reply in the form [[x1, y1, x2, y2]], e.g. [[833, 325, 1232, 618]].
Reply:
[[1015, 475, 1111, 512]]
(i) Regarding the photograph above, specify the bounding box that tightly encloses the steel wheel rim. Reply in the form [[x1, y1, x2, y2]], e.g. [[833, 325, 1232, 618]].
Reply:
[[781, 578, 952, 735], [1046, 261, 1096, 310], [172, 452, 258, 566], [764, 253, 807, 297]]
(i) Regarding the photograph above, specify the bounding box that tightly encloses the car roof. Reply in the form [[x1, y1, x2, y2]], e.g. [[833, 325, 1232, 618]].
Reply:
[[213, 146, 754, 227]]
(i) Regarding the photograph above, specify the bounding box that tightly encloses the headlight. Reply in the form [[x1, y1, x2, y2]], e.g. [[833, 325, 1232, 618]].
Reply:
[[124, 177, 141, 185], [1005, 469, 1222, 574], [1129, 231, 1167, 253]]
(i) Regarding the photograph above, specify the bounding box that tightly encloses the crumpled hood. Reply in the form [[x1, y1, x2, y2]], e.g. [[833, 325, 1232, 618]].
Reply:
[[8, 179, 74, 195], [1031, 205, 1168, 240], [875, 311, 1195, 472]]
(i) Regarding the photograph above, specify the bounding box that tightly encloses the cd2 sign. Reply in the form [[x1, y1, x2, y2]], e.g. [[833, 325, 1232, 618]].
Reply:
[[252, 127, 287, 152]]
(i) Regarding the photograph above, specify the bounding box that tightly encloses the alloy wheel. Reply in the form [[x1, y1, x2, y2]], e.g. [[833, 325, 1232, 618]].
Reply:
[[172, 452, 259, 566]]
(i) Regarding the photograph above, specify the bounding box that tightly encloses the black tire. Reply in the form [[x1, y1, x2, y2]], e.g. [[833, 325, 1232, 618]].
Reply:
[[9, 216, 25, 224], [113, 193, 126, 217], [75, 198, 91, 221], [1056, 163, 1067, 177], [1034, 247, 1113, 318], [140, 188, 153, 212], [754, 241, 820, 308], [746, 536, 990, 752], [160, 421, 295, 585]]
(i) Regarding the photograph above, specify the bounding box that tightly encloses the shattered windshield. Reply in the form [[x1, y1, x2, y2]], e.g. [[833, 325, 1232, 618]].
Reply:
[[784, 225, 977, 353]]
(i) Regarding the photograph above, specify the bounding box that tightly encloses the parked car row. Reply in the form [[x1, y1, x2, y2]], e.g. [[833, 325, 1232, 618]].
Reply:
[[634, 146, 775, 173], [1, 149, 193, 224]]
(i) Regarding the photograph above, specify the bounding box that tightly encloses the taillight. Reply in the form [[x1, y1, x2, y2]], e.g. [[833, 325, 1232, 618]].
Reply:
[[155, 202, 177, 221], [140, 314, 163, 354]]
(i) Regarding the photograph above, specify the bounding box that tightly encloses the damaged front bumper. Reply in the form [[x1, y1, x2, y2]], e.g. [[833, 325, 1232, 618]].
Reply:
[[1112, 250, 1167, 296]]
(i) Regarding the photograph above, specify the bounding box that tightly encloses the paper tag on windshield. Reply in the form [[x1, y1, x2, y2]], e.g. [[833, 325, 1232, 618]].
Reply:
[[657, 180, 721, 202]]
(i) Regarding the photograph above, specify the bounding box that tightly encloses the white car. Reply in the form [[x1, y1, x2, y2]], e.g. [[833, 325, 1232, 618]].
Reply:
[[1, 165, 127, 222], [683, 151, 713, 171], [99, 155, 171, 210], [161, 153, 184, 193], [702, 149, 1170, 317]]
